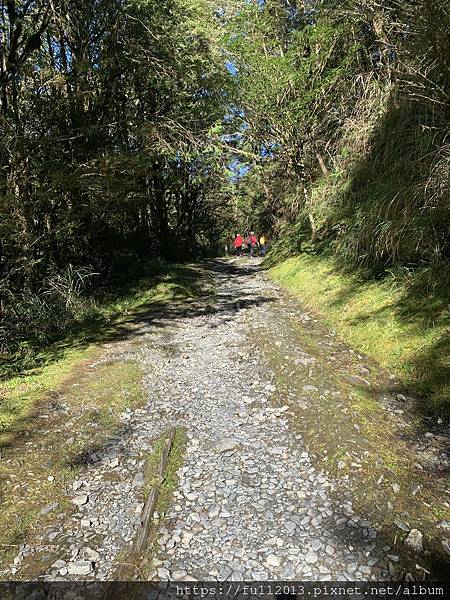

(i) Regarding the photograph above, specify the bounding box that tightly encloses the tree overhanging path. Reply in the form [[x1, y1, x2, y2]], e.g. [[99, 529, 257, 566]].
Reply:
[[1, 260, 439, 580]]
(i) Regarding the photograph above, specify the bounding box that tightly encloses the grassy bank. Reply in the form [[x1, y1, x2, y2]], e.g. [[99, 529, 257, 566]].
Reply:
[[0, 263, 207, 575], [256, 311, 450, 576], [1, 262, 208, 382], [269, 254, 449, 416], [1, 264, 207, 444], [0, 359, 147, 576]]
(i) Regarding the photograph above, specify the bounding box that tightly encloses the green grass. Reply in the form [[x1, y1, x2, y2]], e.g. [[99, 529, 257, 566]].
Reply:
[[0, 263, 206, 577], [1, 263, 209, 382], [0, 359, 147, 576], [142, 427, 187, 575], [269, 254, 449, 415], [143, 428, 187, 502], [0, 345, 98, 447], [84, 361, 147, 431], [115, 427, 187, 580], [0, 264, 208, 443]]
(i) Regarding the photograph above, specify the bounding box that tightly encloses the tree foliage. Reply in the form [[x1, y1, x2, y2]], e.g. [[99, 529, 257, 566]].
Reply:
[[0, 0, 230, 294], [1, 0, 449, 361], [224, 0, 450, 273]]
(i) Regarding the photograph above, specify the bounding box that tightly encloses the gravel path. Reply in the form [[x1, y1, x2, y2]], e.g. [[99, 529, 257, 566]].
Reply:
[[3, 259, 401, 581], [147, 260, 390, 581]]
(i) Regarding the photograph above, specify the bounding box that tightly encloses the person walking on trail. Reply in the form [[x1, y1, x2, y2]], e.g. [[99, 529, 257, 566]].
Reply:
[[233, 233, 244, 257], [247, 231, 258, 257], [259, 234, 267, 257]]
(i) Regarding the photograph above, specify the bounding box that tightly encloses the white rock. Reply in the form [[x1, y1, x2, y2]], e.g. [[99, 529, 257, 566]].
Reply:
[[84, 547, 100, 562], [172, 570, 188, 580], [67, 561, 93, 575], [270, 447, 285, 455], [52, 559, 67, 570], [41, 502, 59, 515], [208, 505, 220, 518], [72, 494, 89, 506], [305, 551, 318, 564], [266, 554, 281, 567], [404, 529, 423, 553], [157, 567, 170, 579], [214, 438, 240, 453], [284, 521, 296, 534], [132, 472, 145, 487]]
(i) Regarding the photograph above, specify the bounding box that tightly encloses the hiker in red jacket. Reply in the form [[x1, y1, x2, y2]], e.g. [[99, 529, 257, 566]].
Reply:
[[247, 231, 258, 257], [233, 233, 243, 257]]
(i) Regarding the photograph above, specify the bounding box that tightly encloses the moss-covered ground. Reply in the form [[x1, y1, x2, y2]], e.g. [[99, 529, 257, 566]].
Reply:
[[269, 254, 449, 417], [0, 264, 205, 576]]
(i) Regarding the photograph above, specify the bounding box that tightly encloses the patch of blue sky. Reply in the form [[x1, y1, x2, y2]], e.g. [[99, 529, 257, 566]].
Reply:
[[221, 132, 244, 143], [225, 60, 238, 75], [227, 106, 245, 118], [261, 141, 279, 158], [228, 159, 250, 181]]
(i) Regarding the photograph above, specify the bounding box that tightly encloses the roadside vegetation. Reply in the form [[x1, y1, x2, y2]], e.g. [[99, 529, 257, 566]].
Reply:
[[0, 359, 146, 576], [269, 254, 449, 416], [259, 320, 449, 576], [1, 264, 205, 445], [221, 1, 449, 417], [0, 263, 205, 576], [1, 262, 206, 380]]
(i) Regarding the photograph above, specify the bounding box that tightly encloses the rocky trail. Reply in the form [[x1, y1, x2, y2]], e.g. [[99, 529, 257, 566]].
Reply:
[[1, 259, 449, 582]]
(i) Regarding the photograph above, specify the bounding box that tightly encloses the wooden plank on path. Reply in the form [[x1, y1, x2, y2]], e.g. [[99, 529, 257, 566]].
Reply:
[[133, 425, 177, 554], [109, 426, 177, 589]]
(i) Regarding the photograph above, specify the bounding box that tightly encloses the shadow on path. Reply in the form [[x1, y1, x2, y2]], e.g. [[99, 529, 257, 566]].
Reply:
[[0, 260, 272, 454]]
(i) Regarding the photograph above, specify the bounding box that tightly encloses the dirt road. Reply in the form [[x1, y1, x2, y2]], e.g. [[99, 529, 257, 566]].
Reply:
[[2, 259, 448, 581]]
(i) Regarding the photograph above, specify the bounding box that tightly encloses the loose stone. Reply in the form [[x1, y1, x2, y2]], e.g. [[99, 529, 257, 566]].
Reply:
[[404, 529, 423, 553], [67, 561, 93, 575], [266, 554, 281, 567], [72, 495, 89, 506]]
